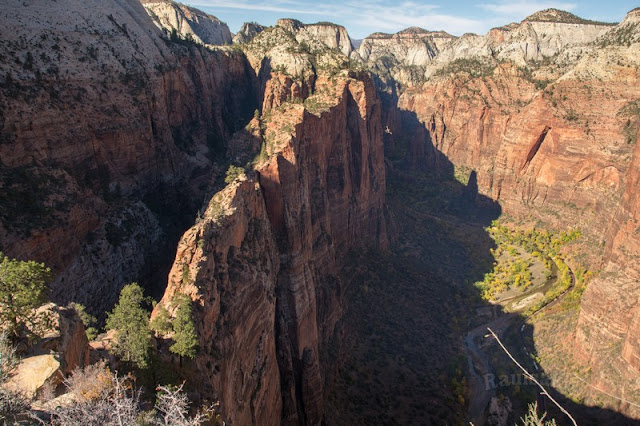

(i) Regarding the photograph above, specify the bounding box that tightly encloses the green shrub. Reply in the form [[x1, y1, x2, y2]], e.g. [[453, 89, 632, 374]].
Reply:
[[224, 165, 245, 184]]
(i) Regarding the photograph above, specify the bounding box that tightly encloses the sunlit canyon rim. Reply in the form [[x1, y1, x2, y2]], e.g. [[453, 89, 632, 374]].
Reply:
[[1, 1, 640, 424]]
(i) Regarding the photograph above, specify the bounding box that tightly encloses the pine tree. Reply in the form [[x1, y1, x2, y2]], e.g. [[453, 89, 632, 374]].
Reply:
[[169, 295, 198, 366], [149, 304, 172, 336], [69, 302, 98, 341], [0, 252, 52, 338], [105, 283, 151, 369]]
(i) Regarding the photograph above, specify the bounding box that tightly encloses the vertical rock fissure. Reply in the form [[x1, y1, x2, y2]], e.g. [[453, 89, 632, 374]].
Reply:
[[521, 125, 551, 172]]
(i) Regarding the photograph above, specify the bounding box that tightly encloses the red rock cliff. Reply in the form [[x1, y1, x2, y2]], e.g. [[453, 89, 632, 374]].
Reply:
[[155, 71, 388, 424], [387, 16, 640, 416], [0, 0, 257, 314]]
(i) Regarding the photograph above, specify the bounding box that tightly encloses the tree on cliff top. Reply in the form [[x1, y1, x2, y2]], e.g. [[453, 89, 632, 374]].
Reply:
[[105, 283, 151, 369], [0, 252, 52, 338], [169, 295, 198, 366]]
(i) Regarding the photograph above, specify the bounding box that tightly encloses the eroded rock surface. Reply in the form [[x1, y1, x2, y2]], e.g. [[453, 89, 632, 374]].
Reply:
[[143, 0, 232, 45]]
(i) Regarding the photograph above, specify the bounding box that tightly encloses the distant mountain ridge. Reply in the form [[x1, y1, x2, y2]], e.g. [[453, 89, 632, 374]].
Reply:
[[524, 8, 617, 25]]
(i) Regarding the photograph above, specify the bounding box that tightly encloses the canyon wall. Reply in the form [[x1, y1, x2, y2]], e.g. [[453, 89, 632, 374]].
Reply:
[[0, 0, 257, 314], [156, 70, 388, 424], [3, 0, 640, 423], [1, 3, 388, 422], [395, 54, 639, 242], [373, 8, 640, 416]]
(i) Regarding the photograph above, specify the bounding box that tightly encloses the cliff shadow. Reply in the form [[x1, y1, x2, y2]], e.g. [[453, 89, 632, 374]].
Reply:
[[139, 46, 263, 301], [491, 319, 640, 426], [324, 94, 640, 425], [324, 102, 502, 424], [385, 106, 640, 426]]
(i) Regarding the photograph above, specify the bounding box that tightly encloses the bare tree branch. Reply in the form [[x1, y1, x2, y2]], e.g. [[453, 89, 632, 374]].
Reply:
[[487, 327, 577, 426]]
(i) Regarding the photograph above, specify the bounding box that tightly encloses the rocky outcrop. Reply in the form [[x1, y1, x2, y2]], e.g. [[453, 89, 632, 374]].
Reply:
[[155, 69, 388, 424], [356, 9, 613, 84], [3, 354, 61, 399], [276, 19, 355, 57], [259, 73, 387, 424], [143, 0, 232, 45], [359, 28, 456, 84], [33, 304, 91, 375], [0, 0, 257, 314], [524, 8, 613, 25], [4, 304, 90, 398], [233, 22, 266, 44], [426, 16, 612, 74], [156, 178, 282, 425], [241, 23, 350, 88]]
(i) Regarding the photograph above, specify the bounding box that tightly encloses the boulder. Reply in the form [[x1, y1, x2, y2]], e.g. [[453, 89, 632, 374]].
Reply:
[[3, 354, 61, 399], [3, 304, 90, 399], [32, 303, 90, 375]]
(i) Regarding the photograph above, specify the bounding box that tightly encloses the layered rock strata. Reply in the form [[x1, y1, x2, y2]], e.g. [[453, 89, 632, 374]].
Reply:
[[155, 70, 388, 424], [0, 0, 257, 314], [143, 0, 232, 45]]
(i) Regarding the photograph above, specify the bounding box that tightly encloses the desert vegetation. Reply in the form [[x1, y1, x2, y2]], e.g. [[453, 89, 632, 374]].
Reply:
[[0, 252, 204, 424], [474, 223, 581, 313]]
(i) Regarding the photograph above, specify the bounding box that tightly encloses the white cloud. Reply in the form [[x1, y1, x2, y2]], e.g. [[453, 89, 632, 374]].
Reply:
[[329, 0, 486, 35], [187, 0, 490, 37], [188, 0, 327, 15]]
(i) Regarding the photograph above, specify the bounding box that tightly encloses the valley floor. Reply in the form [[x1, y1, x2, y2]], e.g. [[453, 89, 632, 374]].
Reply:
[[324, 166, 640, 425]]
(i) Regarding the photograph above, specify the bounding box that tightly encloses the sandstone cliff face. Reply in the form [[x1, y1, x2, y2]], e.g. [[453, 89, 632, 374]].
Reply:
[[275, 19, 355, 58], [0, 0, 257, 314], [259, 73, 387, 424], [157, 179, 282, 425], [397, 58, 639, 239], [143, 0, 232, 45], [156, 69, 387, 424], [379, 9, 640, 416], [572, 118, 640, 415], [233, 22, 266, 44], [359, 28, 456, 85]]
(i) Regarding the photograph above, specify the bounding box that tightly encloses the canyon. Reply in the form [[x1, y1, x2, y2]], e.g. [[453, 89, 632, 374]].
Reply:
[[1, 0, 640, 424]]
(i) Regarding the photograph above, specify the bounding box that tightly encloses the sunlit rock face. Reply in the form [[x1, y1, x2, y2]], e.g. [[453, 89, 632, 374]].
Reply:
[[143, 0, 232, 45], [3, 0, 640, 422]]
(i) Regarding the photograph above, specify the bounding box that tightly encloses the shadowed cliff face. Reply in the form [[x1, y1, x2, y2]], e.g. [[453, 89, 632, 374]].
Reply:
[[155, 71, 388, 425], [0, 0, 258, 315], [3, 0, 640, 424], [374, 12, 640, 420]]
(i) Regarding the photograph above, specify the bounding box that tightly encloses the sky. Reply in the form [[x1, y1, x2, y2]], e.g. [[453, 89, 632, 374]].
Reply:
[[182, 0, 634, 39]]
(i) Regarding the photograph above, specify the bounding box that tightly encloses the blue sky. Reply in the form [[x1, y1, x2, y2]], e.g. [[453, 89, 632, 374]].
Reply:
[[182, 1, 634, 39]]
